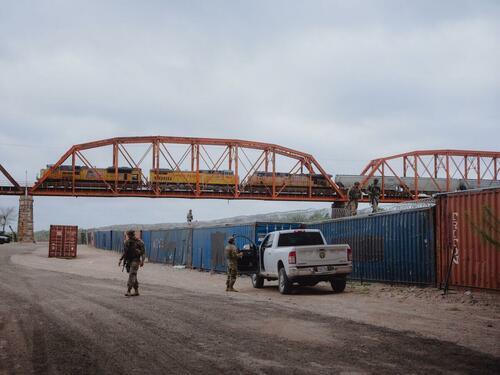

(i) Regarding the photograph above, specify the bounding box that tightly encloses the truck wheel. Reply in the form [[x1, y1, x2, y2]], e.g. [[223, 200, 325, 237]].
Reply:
[[278, 268, 292, 294], [251, 273, 264, 288], [330, 278, 346, 293]]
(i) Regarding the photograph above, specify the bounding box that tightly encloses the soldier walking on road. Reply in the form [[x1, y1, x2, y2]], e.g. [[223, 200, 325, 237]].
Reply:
[[347, 181, 362, 216], [225, 237, 243, 292], [368, 178, 381, 213], [119, 230, 145, 297]]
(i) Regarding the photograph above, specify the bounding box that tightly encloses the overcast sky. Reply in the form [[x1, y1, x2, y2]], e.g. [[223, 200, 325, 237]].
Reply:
[[1, 0, 499, 230]]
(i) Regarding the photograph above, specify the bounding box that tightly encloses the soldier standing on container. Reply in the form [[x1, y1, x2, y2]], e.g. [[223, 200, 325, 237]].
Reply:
[[118, 230, 145, 297], [347, 181, 362, 216], [368, 178, 381, 213], [187, 209, 193, 224], [225, 237, 243, 292]]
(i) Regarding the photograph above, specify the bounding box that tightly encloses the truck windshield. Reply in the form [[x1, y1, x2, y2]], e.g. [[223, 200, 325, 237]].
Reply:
[[277, 232, 325, 247]]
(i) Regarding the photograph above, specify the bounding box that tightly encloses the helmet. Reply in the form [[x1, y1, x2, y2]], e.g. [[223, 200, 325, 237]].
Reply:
[[126, 230, 136, 237]]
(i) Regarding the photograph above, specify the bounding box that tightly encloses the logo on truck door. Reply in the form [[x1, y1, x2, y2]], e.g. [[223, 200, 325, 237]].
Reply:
[[319, 250, 325, 259]]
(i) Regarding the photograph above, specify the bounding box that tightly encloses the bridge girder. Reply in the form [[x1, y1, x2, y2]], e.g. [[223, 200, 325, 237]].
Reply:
[[29, 136, 347, 201]]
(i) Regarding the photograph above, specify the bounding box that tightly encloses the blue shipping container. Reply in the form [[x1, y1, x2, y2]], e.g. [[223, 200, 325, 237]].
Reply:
[[142, 230, 152, 259], [149, 228, 193, 266], [308, 208, 435, 285], [192, 222, 301, 272], [112, 231, 125, 253], [94, 231, 113, 250]]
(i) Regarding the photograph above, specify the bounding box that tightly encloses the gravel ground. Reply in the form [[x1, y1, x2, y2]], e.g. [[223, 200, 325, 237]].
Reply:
[[1, 243, 499, 374]]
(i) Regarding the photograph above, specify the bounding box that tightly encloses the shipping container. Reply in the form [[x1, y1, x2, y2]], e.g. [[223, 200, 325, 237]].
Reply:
[[112, 231, 125, 252], [49, 225, 78, 258], [149, 228, 192, 266], [308, 208, 435, 285], [94, 231, 112, 250], [142, 230, 152, 259], [435, 187, 500, 290], [192, 222, 301, 272]]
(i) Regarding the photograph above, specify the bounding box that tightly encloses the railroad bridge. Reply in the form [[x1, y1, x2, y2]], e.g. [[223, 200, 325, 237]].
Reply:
[[1, 136, 499, 240]]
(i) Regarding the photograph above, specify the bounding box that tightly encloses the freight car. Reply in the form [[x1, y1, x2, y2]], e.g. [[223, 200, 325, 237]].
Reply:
[[335, 174, 500, 197], [39, 165, 141, 189]]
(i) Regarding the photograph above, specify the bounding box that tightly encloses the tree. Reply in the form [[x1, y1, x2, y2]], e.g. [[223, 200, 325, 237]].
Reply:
[[0, 207, 15, 233]]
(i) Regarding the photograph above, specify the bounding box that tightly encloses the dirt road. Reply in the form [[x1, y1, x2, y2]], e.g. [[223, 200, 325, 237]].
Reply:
[[1, 244, 499, 374]]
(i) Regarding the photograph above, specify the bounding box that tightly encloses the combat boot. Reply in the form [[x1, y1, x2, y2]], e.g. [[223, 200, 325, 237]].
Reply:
[[125, 288, 132, 297], [133, 288, 139, 296], [228, 287, 239, 292]]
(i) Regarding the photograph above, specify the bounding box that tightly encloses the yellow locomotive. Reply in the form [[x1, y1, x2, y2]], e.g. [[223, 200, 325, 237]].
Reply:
[[246, 172, 332, 193], [39, 165, 141, 187], [150, 169, 237, 190]]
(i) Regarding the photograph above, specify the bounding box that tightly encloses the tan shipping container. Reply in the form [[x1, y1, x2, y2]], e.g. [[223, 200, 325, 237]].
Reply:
[[49, 225, 78, 258], [436, 188, 499, 290]]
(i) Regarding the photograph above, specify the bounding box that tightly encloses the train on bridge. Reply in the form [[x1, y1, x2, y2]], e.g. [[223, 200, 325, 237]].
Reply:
[[1, 137, 498, 201], [38, 165, 334, 196], [37, 165, 500, 198]]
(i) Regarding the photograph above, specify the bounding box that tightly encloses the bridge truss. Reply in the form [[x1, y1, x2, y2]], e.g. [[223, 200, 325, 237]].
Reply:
[[29, 136, 346, 201], [1, 139, 498, 203], [347, 150, 499, 200]]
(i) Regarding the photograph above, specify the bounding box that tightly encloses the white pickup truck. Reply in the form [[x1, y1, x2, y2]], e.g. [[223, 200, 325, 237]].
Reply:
[[237, 229, 352, 294]]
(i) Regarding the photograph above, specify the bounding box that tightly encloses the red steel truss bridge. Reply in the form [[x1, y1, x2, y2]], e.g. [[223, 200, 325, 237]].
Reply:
[[1, 137, 499, 202]]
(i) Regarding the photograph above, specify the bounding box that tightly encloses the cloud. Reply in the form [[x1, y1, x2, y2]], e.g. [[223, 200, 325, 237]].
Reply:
[[0, 0, 498, 229]]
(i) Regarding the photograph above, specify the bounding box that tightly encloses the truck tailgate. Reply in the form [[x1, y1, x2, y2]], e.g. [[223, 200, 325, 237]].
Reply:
[[295, 245, 348, 266]]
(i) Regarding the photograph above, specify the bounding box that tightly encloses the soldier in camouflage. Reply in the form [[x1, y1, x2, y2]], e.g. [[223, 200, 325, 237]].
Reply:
[[225, 237, 243, 292], [368, 178, 381, 213], [347, 181, 362, 216], [119, 230, 145, 297]]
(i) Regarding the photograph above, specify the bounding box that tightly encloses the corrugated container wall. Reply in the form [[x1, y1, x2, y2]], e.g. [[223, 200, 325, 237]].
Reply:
[[142, 231, 152, 259], [94, 231, 112, 250], [49, 225, 78, 258], [192, 222, 301, 272], [112, 231, 125, 253], [436, 188, 500, 290], [149, 229, 193, 266], [308, 208, 435, 285]]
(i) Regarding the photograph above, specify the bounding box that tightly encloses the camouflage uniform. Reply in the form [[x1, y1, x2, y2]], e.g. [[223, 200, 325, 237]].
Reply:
[[225, 242, 241, 291], [347, 184, 362, 216], [120, 235, 145, 296], [368, 181, 381, 213]]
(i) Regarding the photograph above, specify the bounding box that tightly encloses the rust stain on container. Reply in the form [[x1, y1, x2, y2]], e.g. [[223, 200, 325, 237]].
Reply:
[[49, 225, 78, 258], [436, 188, 500, 290]]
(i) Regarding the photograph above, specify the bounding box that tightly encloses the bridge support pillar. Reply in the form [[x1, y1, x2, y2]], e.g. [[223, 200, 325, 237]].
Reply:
[[18, 195, 35, 242]]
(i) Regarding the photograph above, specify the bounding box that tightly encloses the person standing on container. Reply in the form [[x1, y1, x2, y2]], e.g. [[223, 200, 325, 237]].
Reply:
[[119, 230, 145, 297], [347, 181, 362, 216], [225, 237, 243, 292], [368, 178, 381, 213], [187, 209, 193, 224]]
